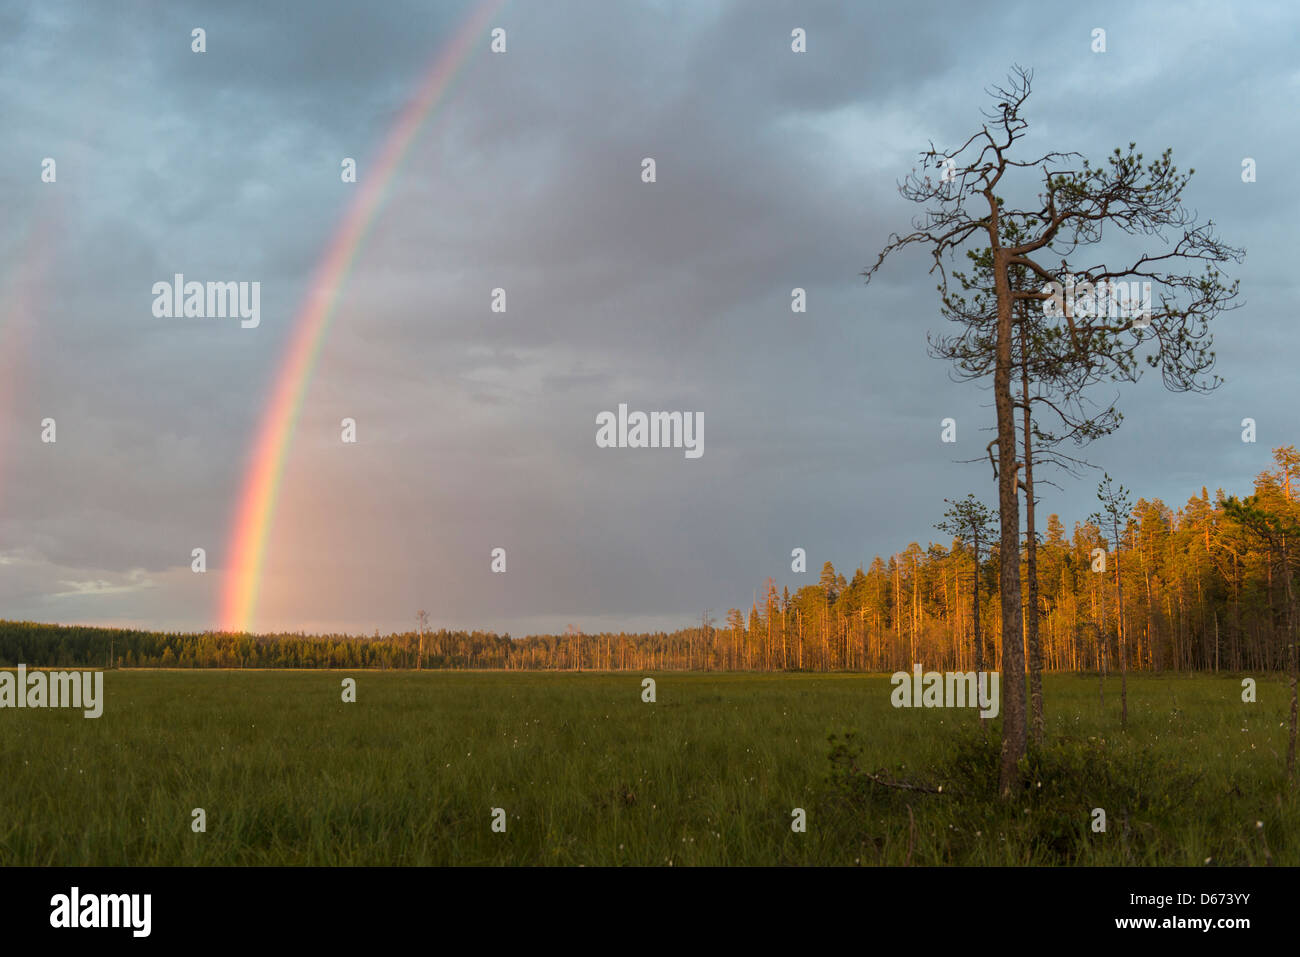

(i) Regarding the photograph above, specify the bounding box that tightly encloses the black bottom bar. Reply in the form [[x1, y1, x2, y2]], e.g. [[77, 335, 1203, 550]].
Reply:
[[0, 864, 1283, 945]]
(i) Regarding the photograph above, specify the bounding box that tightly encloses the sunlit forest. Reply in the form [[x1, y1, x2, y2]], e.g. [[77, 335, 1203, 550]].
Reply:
[[4, 446, 1297, 676]]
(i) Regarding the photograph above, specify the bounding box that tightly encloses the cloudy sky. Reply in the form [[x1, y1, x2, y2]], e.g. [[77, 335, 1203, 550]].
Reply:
[[0, 0, 1295, 637]]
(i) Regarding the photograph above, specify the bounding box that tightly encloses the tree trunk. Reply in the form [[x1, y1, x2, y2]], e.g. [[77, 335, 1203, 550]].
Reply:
[[972, 531, 987, 738], [1021, 321, 1044, 747], [1283, 542, 1297, 781], [1114, 522, 1127, 731], [993, 244, 1026, 797]]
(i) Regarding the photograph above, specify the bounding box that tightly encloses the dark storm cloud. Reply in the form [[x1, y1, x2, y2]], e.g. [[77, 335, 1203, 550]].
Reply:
[[0, 0, 1294, 635]]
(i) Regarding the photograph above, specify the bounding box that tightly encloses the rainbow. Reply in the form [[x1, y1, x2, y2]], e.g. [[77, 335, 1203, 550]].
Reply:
[[0, 211, 59, 511], [219, 0, 505, 633]]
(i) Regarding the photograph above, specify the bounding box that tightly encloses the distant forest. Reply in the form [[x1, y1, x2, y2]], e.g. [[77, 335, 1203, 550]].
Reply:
[[3, 447, 1298, 675]]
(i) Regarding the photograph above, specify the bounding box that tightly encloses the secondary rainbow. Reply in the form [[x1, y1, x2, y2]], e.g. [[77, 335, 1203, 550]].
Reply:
[[0, 212, 58, 511], [219, 0, 505, 633]]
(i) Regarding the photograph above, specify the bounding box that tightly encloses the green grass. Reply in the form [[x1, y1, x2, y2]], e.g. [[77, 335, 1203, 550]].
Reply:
[[0, 670, 1295, 865]]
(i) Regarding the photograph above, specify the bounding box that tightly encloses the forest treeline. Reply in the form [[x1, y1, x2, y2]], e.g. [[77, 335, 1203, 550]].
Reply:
[[1, 448, 1296, 675]]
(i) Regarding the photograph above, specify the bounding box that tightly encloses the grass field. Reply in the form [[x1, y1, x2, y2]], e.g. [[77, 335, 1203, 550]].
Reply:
[[1, 670, 1295, 865]]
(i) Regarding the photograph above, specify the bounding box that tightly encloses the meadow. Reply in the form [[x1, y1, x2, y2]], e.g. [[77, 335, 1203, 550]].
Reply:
[[1, 671, 1294, 865]]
